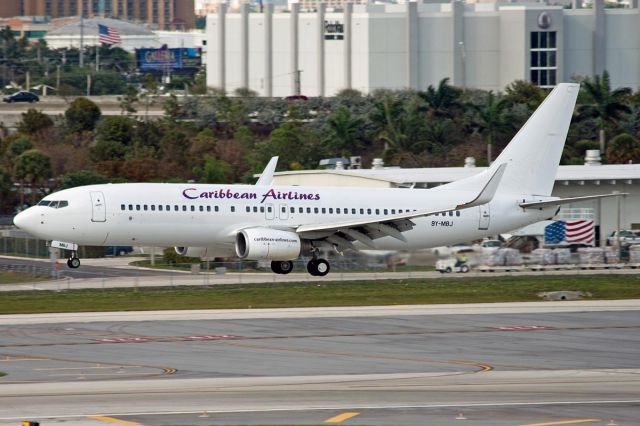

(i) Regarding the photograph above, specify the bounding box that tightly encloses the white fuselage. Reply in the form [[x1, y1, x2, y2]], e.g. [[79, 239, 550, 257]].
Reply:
[[15, 183, 556, 257]]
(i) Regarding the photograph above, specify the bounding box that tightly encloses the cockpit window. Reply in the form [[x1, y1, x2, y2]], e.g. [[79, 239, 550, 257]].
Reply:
[[39, 200, 69, 209]]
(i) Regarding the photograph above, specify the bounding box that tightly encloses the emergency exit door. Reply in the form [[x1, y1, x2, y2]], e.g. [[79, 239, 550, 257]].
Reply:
[[90, 191, 106, 222], [478, 205, 490, 230]]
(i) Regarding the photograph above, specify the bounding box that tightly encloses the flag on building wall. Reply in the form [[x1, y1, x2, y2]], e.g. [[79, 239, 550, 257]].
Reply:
[[544, 220, 595, 245], [98, 24, 121, 45]]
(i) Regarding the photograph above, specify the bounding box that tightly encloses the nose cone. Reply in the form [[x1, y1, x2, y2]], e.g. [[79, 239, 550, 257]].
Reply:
[[13, 209, 35, 232]]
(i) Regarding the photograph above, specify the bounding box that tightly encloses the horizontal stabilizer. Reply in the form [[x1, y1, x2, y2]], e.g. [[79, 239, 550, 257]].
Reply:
[[519, 193, 629, 209]]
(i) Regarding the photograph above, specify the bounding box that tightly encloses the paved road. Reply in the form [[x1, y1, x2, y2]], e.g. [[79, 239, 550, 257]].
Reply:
[[1, 301, 639, 425]]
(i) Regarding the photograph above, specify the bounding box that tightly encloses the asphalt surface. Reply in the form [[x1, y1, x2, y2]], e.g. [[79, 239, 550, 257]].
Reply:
[[1, 302, 639, 426]]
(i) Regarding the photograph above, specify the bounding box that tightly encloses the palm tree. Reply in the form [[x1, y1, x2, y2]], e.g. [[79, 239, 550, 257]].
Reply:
[[324, 105, 365, 157], [418, 78, 462, 118], [13, 149, 52, 205], [579, 70, 631, 155], [468, 91, 511, 164]]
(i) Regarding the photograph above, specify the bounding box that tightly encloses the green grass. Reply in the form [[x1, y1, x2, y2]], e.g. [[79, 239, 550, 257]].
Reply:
[[0, 271, 49, 285], [0, 275, 638, 315]]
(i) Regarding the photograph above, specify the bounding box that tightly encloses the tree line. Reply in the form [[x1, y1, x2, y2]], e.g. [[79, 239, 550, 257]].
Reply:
[[1, 74, 640, 214]]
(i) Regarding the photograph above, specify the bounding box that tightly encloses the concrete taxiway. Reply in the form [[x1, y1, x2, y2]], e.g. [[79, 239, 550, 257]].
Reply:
[[1, 301, 639, 425]]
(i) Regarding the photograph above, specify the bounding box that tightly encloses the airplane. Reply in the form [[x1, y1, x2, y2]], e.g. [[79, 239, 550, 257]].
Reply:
[[13, 83, 623, 276]]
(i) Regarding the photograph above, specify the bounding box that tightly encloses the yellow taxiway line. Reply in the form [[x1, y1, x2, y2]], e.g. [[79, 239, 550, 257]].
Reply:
[[324, 412, 360, 423], [88, 415, 140, 425], [519, 419, 601, 426]]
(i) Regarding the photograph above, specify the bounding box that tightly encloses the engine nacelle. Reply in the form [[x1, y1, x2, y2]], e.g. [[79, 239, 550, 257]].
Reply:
[[174, 246, 216, 259], [235, 228, 301, 260]]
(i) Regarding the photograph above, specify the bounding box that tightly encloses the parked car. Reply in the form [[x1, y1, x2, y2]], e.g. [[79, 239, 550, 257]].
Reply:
[[3, 91, 39, 103], [606, 230, 639, 246], [431, 243, 473, 257], [473, 239, 502, 253]]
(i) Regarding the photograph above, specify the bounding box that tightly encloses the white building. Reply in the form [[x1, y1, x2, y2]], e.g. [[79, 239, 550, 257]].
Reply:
[[206, 0, 640, 96]]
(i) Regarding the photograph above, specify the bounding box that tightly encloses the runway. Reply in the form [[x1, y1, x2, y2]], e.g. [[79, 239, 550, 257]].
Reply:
[[1, 301, 639, 425]]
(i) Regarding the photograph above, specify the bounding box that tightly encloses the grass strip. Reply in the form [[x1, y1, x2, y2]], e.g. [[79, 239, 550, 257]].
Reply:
[[0, 275, 639, 315], [0, 271, 49, 285]]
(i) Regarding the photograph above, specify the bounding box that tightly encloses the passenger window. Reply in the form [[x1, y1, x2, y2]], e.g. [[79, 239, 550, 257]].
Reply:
[[260, 207, 264, 213], [336, 208, 341, 214], [307, 207, 311, 213], [231, 206, 235, 212], [151, 205, 155, 211], [391, 209, 396, 214], [121, 204, 125, 211], [314, 207, 319, 214], [399, 209, 403, 213], [144, 205, 148, 211], [199, 206, 204, 212], [299, 207, 303, 213], [246, 206, 251, 213], [282, 207, 286, 213], [360, 209, 364, 214], [322, 208, 326, 214], [456, 211, 460, 217], [207, 206, 212, 212], [158, 205, 163, 211], [367, 209, 371, 215], [215, 206, 220, 212], [384, 209, 388, 215], [136, 205, 141, 211], [190, 206, 195, 212], [376, 209, 380, 215], [182, 205, 187, 211], [174, 205, 179, 211], [268, 206, 272, 213], [329, 208, 333, 214], [449, 211, 453, 216], [254, 206, 258, 213], [352, 208, 356, 214], [290, 207, 295, 213], [129, 204, 133, 210]]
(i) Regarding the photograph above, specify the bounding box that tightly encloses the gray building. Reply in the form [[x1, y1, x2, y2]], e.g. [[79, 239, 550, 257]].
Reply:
[[206, 0, 640, 96]]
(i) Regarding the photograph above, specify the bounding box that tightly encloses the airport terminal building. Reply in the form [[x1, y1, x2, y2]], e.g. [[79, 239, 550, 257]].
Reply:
[[206, 0, 640, 96]]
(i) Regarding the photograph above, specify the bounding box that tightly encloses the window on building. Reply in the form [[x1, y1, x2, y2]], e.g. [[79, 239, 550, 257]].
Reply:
[[530, 31, 557, 89]]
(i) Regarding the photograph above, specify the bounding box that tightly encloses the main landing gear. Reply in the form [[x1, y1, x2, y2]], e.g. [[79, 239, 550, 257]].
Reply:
[[271, 260, 293, 275], [67, 252, 81, 269], [270, 258, 331, 276], [307, 258, 330, 277]]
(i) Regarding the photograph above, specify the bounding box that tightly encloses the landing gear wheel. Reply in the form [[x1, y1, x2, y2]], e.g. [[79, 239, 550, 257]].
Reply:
[[307, 258, 330, 277], [271, 260, 293, 275], [67, 257, 81, 269]]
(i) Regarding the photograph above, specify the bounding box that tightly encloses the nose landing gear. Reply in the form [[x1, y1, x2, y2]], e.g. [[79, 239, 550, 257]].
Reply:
[[67, 252, 81, 269]]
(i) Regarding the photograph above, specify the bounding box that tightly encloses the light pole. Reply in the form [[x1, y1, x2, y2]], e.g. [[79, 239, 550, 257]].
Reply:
[[458, 41, 466, 89]]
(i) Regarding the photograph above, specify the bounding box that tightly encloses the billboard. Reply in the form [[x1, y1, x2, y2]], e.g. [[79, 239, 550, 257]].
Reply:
[[136, 47, 201, 72]]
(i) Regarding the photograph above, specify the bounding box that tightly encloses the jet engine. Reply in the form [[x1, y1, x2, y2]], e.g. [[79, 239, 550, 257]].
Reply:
[[174, 246, 216, 259], [235, 228, 301, 260]]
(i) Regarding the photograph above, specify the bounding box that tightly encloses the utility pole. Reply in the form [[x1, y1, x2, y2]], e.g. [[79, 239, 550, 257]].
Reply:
[[56, 65, 60, 91], [79, 14, 84, 67], [86, 73, 91, 96], [96, 45, 100, 71], [26, 70, 30, 91]]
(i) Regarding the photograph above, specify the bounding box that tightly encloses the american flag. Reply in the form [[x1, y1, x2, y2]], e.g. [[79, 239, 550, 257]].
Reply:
[[544, 220, 595, 245], [98, 24, 121, 45]]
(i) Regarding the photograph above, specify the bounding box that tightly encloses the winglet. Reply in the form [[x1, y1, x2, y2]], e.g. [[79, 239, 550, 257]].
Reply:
[[456, 163, 507, 209], [255, 156, 279, 186]]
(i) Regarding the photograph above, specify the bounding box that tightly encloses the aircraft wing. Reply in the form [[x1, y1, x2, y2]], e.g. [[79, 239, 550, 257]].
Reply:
[[296, 164, 506, 250], [519, 193, 628, 209]]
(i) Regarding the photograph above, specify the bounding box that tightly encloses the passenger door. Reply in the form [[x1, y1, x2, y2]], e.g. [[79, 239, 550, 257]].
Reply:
[[90, 191, 106, 222]]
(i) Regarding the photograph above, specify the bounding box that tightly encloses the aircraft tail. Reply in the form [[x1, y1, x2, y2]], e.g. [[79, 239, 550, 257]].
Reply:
[[446, 83, 579, 197]]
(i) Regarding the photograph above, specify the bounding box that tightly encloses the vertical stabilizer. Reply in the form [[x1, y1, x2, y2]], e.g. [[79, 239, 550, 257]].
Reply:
[[489, 83, 579, 196], [255, 156, 279, 186]]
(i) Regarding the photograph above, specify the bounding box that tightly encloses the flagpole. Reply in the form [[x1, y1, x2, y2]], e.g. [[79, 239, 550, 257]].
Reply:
[[96, 44, 100, 71]]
